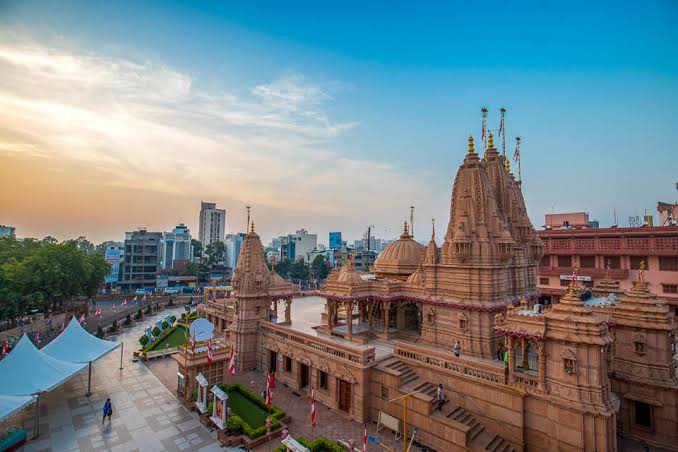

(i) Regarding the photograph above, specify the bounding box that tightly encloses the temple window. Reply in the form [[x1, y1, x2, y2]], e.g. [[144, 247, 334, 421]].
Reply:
[[579, 255, 596, 268], [381, 385, 389, 399], [284, 356, 292, 373], [634, 341, 645, 355], [563, 358, 575, 375], [539, 256, 550, 268], [557, 255, 572, 268], [605, 256, 621, 269], [458, 315, 468, 331], [659, 256, 678, 271], [633, 401, 653, 430], [539, 277, 549, 285], [662, 284, 677, 294], [319, 370, 328, 390]]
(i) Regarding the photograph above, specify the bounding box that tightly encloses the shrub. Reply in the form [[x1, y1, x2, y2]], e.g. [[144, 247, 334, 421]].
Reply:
[[134, 309, 143, 320], [139, 335, 149, 347], [167, 298, 175, 306], [152, 326, 161, 337], [109, 320, 118, 333], [124, 314, 132, 326], [145, 305, 152, 315], [273, 437, 343, 452], [161, 320, 169, 330], [96, 325, 104, 338], [214, 384, 286, 439], [169, 315, 176, 323]]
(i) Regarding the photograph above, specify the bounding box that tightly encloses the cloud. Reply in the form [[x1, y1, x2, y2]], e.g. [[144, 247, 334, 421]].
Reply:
[[0, 37, 435, 241]]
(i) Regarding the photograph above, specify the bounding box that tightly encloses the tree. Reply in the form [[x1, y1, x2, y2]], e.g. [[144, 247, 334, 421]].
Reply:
[[311, 255, 329, 280], [204, 240, 226, 266], [185, 262, 199, 277], [191, 239, 202, 260]]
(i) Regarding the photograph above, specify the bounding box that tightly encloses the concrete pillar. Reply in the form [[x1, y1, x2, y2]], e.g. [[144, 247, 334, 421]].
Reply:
[[285, 298, 292, 323], [537, 341, 546, 391], [346, 301, 353, 338], [508, 336, 516, 384], [328, 300, 334, 333], [521, 338, 530, 371], [367, 301, 373, 337], [383, 303, 390, 339]]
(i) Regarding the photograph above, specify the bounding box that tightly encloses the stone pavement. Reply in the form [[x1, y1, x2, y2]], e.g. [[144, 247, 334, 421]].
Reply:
[[146, 360, 412, 452], [16, 307, 222, 452]]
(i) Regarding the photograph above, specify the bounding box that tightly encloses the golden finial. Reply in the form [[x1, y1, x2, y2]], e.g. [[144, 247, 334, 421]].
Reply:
[[568, 264, 580, 293], [504, 156, 511, 173], [638, 260, 645, 282], [431, 218, 435, 240], [250, 221, 255, 233], [403, 221, 409, 235], [604, 259, 610, 279], [487, 131, 494, 149], [468, 134, 475, 154]]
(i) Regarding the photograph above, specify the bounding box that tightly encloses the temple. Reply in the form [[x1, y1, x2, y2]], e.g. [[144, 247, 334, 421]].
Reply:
[[187, 131, 677, 451]]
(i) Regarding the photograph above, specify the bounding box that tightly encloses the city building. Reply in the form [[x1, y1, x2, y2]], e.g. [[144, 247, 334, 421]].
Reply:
[[536, 213, 678, 312], [198, 201, 226, 248], [189, 132, 677, 451], [119, 229, 162, 291], [544, 211, 598, 230], [273, 228, 318, 262], [160, 223, 194, 271], [0, 225, 16, 238], [103, 243, 124, 291], [224, 232, 246, 270], [658, 201, 678, 226], [329, 231, 342, 249]]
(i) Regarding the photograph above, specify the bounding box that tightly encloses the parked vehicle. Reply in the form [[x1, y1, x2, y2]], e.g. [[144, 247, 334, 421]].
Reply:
[[163, 287, 180, 294]]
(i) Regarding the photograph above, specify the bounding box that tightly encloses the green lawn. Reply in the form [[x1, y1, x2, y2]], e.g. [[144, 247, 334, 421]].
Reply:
[[145, 325, 187, 352], [228, 390, 268, 429]]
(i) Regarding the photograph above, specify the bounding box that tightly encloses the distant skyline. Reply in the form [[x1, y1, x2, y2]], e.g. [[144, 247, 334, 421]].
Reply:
[[1, 1, 677, 244]]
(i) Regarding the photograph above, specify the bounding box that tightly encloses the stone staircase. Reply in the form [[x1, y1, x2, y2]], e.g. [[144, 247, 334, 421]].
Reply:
[[380, 358, 515, 452]]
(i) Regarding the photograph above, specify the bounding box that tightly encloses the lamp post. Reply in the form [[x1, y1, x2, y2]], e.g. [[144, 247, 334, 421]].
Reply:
[[388, 389, 423, 451]]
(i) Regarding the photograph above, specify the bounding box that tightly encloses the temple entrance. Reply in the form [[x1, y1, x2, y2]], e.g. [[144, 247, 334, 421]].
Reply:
[[401, 302, 421, 333], [338, 379, 351, 412], [269, 350, 277, 373], [299, 363, 310, 389]]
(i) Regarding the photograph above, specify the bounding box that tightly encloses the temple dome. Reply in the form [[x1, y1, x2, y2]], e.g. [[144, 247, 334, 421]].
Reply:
[[335, 262, 366, 285], [373, 222, 425, 279]]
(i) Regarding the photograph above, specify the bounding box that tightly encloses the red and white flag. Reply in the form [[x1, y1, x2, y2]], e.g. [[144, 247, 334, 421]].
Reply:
[[34, 331, 41, 345], [268, 372, 276, 389], [78, 314, 86, 324], [362, 424, 367, 452], [2, 341, 9, 355], [111, 303, 116, 312], [60, 320, 67, 332], [121, 299, 127, 309], [265, 376, 272, 409], [133, 296, 138, 302], [206, 340, 213, 365], [94, 308, 102, 317], [228, 345, 236, 376], [191, 334, 196, 353], [310, 389, 316, 428]]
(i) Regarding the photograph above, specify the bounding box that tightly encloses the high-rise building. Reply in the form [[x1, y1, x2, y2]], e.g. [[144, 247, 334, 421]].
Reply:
[[160, 224, 194, 270], [103, 243, 124, 289], [225, 233, 246, 270], [198, 202, 226, 248], [0, 225, 16, 238], [120, 229, 162, 291]]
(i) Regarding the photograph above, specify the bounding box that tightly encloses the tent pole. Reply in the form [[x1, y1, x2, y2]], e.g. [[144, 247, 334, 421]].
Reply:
[[86, 361, 92, 396], [33, 393, 40, 439], [119, 342, 124, 370]]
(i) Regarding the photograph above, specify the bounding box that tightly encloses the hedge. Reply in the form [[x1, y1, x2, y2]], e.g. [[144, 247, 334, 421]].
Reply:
[[152, 326, 161, 337], [273, 437, 343, 452], [142, 324, 186, 353], [161, 320, 169, 329], [139, 335, 149, 346]]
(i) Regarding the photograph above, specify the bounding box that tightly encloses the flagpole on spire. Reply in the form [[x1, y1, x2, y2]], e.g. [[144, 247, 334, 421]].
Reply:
[[481, 107, 488, 148], [246, 205, 251, 232], [513, 136, 522, 185], [499, 107, 506, 157]]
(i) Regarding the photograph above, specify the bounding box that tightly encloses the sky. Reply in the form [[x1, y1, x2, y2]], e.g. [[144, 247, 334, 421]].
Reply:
[[1, 0, 677, 245]]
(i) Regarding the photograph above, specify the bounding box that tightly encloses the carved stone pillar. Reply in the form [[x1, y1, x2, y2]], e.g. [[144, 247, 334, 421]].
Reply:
[[383, 303, 390, 339], [537, 341, 546, 391], [346, 301, 353, 338], [328, 300, 334, 332], [285, 298, 292, 323], [367, 302, 373, 337], [521, 338, 530, 371], [508, 336, 516, 384]]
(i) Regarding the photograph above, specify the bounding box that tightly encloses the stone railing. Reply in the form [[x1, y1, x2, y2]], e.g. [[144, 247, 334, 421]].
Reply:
[[513, 372, 539, 389], [393, 342, 505, 385], [259, 321, 376, 365]]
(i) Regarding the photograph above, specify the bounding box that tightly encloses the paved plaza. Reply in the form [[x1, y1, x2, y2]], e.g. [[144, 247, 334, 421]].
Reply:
[[16, 307, 222, 452]]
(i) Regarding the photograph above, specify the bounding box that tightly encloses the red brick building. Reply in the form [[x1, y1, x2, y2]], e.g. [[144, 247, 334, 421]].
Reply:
[[537, 225, 678, 316]]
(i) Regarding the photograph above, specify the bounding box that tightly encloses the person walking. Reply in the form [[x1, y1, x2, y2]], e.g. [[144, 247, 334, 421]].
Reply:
[[453, 340, 461, 357], [102, 398, 113, 424], [435, 384, 446, 411]]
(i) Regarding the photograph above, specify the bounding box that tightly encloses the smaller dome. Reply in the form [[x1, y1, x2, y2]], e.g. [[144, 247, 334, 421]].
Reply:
[[406, 265, 425, 286], [373, 222, 426, 279], [335, 262, 365, 286]]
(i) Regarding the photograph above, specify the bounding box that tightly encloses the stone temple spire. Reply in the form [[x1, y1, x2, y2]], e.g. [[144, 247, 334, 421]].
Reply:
[[424, 218, 439, 264], [232, 225, 270, 298]]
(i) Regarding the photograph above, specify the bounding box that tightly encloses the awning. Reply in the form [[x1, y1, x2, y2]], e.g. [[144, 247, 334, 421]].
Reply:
[[0, 335, 86, 395], [0, 394, 35, 422], [42, 316, 120, 363]]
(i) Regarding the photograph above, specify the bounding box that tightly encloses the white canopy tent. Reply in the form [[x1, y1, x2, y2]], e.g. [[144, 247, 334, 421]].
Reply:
[[42, 316, 121, 396], [0, 394, 35, 423], [0, 334, 86, 438]]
